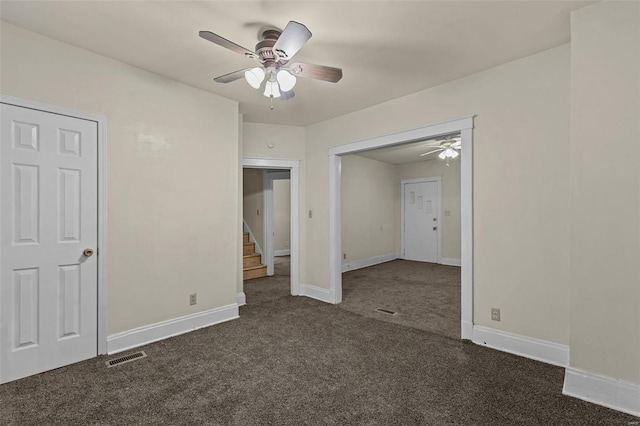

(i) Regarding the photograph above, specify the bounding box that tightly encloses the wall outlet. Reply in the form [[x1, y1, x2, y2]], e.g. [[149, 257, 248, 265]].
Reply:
[[190, 293, 197, 306], [308, 210, 313, 219], [343, 253, 347, 260], [491, 308, 501, 321], [445, 210, 451, 216]]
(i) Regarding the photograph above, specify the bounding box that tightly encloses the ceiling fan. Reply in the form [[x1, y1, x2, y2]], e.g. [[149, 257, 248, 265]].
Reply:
[[199, 21, 343, 108], [419, 135, 461, 165]]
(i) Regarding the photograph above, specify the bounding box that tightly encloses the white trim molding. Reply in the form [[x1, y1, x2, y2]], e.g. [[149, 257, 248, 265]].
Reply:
[[274, 249, 291, 256], [243, 157, 300, 296], [328, 115, 475, 337], [472, 326, 569, 367], [299, 284, 336, 304], [264, 170, 291, 276], [107, 304, 239, 354], [563, 368, 640, 417], [342, 253, 399, 273], [0, 94, 109, 356], [440, 258, 461, 267], [236, 292, 246, 306]]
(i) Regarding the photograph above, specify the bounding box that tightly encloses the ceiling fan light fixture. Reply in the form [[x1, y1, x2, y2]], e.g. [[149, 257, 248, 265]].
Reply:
[[449, 149, 459, 158], [244, 67, 265, 89], [438, 150, 447, 160], [264, 80, 281, 98], [276, 70, 297, 92]]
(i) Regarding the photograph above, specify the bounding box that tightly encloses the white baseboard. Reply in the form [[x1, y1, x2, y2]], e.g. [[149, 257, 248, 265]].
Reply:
[[299, 284, 336, 304], [563, 368, 640, 417], [472, 325, 569, 367], [341, 252, 399, 273], [107, 304, 239, 354], [236, 292, 246, 306], [440, 257, 461, 267], [274, 249, 290, 256]]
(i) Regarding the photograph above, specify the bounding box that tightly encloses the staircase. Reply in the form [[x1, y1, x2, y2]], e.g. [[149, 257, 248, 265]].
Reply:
[[243, 232, 267, 280]]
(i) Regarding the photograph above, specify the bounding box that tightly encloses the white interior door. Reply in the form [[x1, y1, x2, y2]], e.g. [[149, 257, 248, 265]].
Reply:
[[403, 180, 440, 262], [1, 103, 98, 383]]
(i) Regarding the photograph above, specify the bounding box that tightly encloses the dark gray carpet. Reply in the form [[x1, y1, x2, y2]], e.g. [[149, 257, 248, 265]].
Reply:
[[341, 260, 461, 339], [1, 258, 637, 425]]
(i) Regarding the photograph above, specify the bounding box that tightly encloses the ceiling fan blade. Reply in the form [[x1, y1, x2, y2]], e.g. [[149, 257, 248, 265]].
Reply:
[[214, 68, 252, 83], [288, 62, 343, 83], [273, 21, 312, 61], [419, 148, 445, 157], [199, 31, 257, 59], [280, 90, 295, 101]]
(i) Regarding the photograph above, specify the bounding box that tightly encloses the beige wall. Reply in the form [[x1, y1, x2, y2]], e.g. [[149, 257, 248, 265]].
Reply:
[[242, 169, 264, 251], [274, 179, 291, 252], [306, 44, 571, 345], [0, 23, 240, 334], [569, 1, 640, 384], [397, 158, 461, 260], [341, 155, 398, 262]]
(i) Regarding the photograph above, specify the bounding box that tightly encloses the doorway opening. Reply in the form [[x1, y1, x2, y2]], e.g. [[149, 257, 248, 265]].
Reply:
[[242, 158, 299, 304], [329, 116, 474, 340]]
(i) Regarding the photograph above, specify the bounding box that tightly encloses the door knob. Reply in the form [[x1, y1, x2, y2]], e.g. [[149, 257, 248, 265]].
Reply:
[[433, 227, 437, 231], [83, 248, 94, 257]]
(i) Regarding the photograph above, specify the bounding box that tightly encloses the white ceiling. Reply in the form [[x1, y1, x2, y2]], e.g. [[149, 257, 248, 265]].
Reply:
[[0, 1, 591, 126]]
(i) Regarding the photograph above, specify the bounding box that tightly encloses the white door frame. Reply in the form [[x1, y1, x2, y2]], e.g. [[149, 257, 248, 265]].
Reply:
[[263, 170, 291, 276], [400, 176, 442, 263], [328, 115, 474, 339], [243, 158, 300, 296], [0, 94, 108, 355]]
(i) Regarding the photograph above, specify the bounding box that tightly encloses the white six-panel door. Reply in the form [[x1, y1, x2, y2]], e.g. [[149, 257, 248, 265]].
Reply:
[[403, 180, 440, 263], [0, 103, 98, 383]]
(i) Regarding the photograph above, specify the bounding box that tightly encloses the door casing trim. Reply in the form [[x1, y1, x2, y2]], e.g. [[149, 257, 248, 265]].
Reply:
[[242, 157, 300, 296], [0, 94, 108, 356]]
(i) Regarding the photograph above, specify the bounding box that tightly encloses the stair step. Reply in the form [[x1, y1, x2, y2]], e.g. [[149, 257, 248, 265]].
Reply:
[[243, 253, 261, 268], [243, 232, 250, 243], [243, 264, 267, 280], [243, 242, 255, 255]]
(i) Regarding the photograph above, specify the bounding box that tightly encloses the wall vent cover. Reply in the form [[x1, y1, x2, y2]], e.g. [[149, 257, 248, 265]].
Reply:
[[106, 351, 147, 368], [375, 308, 397, 316]]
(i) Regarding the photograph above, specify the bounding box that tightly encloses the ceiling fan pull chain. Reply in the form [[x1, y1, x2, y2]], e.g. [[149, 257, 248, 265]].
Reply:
[[270, 95, 275, 110]]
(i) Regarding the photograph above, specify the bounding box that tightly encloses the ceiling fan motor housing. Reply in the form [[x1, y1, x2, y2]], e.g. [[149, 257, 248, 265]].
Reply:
[[256, 29, 281, 63]]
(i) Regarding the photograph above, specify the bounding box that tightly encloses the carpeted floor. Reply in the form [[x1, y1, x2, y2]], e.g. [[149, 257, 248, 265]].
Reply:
[[341, 260, 461, 339], [1, 259, 637, 425]]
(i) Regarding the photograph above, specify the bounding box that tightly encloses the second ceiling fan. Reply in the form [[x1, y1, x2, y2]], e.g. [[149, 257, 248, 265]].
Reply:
[[199, 21, 343, 107], [419, 135, 462, 166]]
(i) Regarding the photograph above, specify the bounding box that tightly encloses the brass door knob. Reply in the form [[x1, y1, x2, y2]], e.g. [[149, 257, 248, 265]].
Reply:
[[83, 248, 94, 257]]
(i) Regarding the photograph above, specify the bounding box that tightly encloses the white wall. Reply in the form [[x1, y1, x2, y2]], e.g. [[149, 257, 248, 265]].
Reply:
[[242, 169, 264, 251], [306, 44, 571, 345], [397, 158, 461, 260], [341, 155, 398, 262], [569, 1, 640, 384], [0, 23, 240, 335], [274, 179, 291, 252]]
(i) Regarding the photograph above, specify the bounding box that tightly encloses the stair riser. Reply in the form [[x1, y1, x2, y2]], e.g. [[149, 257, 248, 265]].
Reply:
[[244, 266, 267, 280], [243, 256, 261, 268], [243, 243, 255, 255], [243, 233, 250, 243]]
